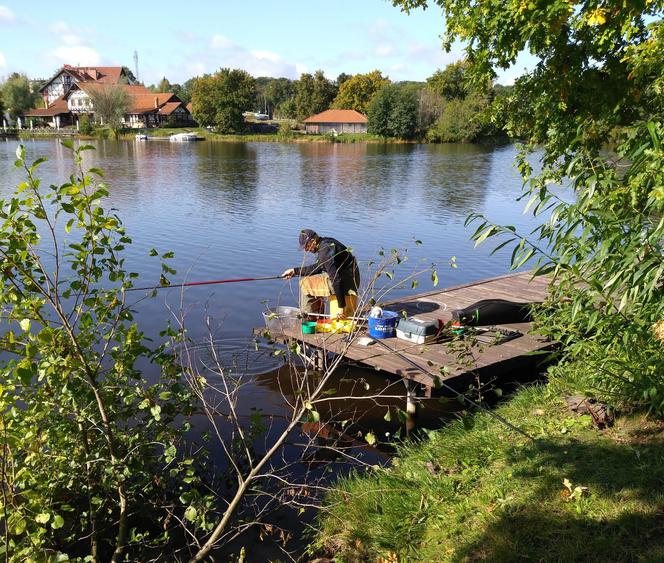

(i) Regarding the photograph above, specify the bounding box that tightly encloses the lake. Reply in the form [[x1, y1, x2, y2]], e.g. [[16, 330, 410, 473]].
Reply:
[[2, 136, 547, 428], [1, 137, 545, 417], [1, 138, 536, 343]]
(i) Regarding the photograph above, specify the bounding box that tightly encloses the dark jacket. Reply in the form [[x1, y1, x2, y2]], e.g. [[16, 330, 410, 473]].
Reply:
[[294, 237, 359, 308]]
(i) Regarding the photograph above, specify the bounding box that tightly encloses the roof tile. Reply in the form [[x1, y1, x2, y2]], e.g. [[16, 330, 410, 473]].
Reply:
[[303, 109, 367, 124]]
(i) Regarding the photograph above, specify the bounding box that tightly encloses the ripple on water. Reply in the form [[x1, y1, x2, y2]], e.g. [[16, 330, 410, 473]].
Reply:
[[174, 336, 282, 378]]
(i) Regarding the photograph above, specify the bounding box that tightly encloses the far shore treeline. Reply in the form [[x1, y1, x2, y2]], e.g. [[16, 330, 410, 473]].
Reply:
[[0, 61, 508, 142]]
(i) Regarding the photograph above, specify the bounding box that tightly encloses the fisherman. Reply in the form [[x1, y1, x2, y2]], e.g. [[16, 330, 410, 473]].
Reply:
[[281, 229, 359, 319]]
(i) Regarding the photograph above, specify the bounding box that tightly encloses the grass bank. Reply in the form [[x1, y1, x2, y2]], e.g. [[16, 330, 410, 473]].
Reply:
[[118, 127, 412, 144], [311, 377, 664, 562]]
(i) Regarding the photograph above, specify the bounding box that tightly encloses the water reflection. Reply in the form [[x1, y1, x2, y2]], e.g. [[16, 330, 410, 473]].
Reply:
[[420, 144, 492, 218], [0, 138, 546, 340], [194, 142, 259, 218]]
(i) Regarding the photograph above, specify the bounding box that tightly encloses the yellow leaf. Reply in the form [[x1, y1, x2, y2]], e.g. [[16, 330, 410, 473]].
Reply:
[[587, 8, 607, 26]]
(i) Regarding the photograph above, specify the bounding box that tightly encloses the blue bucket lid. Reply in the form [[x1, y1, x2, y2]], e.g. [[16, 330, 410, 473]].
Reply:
[[380, 310, 400, 319]]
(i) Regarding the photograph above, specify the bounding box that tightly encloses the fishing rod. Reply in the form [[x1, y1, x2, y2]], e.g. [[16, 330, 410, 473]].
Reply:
[[305, 311, 369, 322], [126, 275, 284, 293]]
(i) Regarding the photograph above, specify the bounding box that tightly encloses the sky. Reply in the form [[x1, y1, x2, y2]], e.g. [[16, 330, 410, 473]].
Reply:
[[0, 1, 535, 86]]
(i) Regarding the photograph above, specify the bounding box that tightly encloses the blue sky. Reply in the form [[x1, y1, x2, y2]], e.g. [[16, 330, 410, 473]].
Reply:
[[0, 1, 534, 86]]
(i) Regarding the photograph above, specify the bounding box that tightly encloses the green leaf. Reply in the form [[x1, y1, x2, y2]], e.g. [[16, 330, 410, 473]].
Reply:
[[35, 513, 51, 524], [19, 318, 31, 332], [164, 444, 176, 463], [184, 506, 198, 522], [51, 515, 65, 529], [365, 432, 376, 446], [474, 226, 497, 247], [431, 271, 439, 287], [11, 517, 26, 535]]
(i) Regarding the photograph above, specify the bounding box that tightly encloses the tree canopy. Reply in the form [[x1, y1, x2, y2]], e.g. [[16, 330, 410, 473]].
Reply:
[[152, 77, 172, 93], [87, 84, 130, 138], [293, 70, 336, 119], [254, 76, 296, 117], [395, 0, 663, 163], [368, 83, 418, 139], [1, 73, 40, 119], [426, 60, 471, 100], [332, 70, 390, 114], [191, 68, 256, 133]]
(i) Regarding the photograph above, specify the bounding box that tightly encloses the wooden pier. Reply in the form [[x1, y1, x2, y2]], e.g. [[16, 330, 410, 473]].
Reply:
[[262, 271, 554, 397]]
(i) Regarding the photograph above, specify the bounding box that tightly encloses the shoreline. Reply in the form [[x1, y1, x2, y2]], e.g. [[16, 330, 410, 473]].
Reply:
[[17, 127, 509, 145]]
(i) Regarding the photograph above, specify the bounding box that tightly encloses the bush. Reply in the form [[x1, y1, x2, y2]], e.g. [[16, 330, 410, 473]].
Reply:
[[469, 123, 664, 412], [426, 93, 492, 143], [78, 115, 95, 135], [368, 84, 418, 139], [0, 144, 211, 559], [215, 106, 245, 133]]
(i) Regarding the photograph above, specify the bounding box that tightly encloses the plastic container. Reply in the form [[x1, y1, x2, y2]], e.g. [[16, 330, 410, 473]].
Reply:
[[329, 294, 358, 319], [262, 306, 300, 332], [316, 319, 333, 333], [396, 317, 440, 344], [332, 319, 356, 333], [301, 321, 318, 334], [367, 310, 400, 339]]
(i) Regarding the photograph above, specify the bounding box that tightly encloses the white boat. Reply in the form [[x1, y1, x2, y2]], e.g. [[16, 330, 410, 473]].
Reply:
[[135, 133, 148, 140], [169, 132, 200, 142]]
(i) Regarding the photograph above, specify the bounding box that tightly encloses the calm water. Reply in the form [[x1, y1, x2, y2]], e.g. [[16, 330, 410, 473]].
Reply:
[[0, 137, 546, 422], [1, 138, 536, 343]]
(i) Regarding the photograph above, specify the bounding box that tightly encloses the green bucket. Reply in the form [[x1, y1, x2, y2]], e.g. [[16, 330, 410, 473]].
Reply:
[[301, 321, 317, 334]]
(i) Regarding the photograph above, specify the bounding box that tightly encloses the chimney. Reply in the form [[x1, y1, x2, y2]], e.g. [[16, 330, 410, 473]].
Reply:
[[154, 97, 159, 109]]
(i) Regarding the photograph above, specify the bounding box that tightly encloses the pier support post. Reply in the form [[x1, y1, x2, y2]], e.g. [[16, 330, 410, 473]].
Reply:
[[404, 379, 420, 435]]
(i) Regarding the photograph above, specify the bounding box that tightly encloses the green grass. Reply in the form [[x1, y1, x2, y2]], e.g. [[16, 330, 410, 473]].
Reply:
[[120, 128, 417, 144], [21, 126, 423, 144], [311, 378, 664, 562]]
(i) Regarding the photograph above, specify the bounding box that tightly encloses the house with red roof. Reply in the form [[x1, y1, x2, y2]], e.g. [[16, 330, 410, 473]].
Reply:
[[38, 65, 134, 107], [25, 65, 194, 129], [303, 109, 368, 134]]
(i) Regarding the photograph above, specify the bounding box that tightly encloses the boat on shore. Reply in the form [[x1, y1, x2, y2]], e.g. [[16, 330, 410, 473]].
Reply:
[[169, 132, 201, 142]]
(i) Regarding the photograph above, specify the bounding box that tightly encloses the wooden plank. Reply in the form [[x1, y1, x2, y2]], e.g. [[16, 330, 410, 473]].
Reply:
[[255, 270, 556, 389]]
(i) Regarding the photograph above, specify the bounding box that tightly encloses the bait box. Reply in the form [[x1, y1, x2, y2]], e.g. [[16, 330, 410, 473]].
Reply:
[[396, 317, 440, 344]]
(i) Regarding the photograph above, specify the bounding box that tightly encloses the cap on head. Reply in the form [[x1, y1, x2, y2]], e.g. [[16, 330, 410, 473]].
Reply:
[[298, 228, 318, 249]]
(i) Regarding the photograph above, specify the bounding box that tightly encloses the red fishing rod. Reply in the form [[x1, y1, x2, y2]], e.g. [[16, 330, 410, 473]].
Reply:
[[126, 275, 283, 292]]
